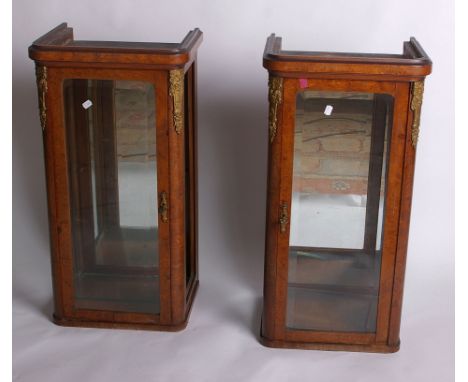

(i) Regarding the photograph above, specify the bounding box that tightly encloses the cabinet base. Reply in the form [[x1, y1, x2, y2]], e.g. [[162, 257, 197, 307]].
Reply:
[[259, 319, 400, 353], [52, 281, 199, 332]]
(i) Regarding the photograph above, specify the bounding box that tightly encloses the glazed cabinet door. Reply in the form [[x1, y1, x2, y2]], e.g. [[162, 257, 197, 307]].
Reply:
[[46, 68, 170, 324], [267, 77, 410, 345]]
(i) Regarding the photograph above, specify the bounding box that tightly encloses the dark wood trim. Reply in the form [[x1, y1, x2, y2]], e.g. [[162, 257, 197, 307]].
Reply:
[[192, 58, 199, 286], [260, 327, 399, 353], [32, 23, 74, 46], [184, 62, 198, 297], [263, 34, 432, 79], [29, 23, 203, 68], [264, 34, 431, 64], [265, 71, 430, 83]]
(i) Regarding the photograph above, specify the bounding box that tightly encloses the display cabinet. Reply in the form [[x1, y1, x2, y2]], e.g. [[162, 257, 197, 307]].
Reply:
[[29, 23, 202, 330], [261, 35, 431, 351]]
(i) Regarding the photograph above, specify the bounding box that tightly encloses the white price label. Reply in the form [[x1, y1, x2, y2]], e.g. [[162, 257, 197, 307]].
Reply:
[[324, 105, 333, 116], [82, 100, 93, 109]]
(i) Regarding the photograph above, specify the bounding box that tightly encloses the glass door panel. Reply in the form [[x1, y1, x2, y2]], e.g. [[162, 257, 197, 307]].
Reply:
[[287, 91, 393, 332], [63, 79, 159, 314]]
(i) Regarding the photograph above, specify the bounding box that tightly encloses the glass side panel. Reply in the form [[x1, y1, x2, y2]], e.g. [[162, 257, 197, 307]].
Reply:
[[184, 66, 196, 289], [287, 90, 393, 333], [63, 79, 159, 314]]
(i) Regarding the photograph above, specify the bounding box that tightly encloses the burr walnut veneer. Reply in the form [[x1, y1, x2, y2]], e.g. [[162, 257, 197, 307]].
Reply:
[[29, 23, 202, 331], [261, 34, 431, 352]]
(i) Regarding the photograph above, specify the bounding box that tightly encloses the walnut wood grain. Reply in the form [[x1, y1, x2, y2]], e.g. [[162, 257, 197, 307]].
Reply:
[[261, 35, 431, 352], [29, 25, 202, 331]]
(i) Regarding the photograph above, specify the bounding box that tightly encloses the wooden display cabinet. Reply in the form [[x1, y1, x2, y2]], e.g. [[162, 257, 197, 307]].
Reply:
[[29, 23, 202, 331], [261, 34, 431, 352]]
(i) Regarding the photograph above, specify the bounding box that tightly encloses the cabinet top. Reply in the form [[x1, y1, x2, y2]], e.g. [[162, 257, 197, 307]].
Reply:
[[28, 23, 203, 69], [263, 34, 432, 80]]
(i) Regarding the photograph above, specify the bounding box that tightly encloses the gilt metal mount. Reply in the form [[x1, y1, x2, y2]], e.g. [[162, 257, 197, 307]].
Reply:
[[410, 81, 425, 148], [268, 76, 283, 143], [279, 202, 289, 233], [35, 66, 48, 132], [159, 192, 169, 223], [169, 69, 184, 135]]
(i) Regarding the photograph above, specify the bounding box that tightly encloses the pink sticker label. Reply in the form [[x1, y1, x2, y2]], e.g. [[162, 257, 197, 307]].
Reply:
[[299, 78, 308, 89]]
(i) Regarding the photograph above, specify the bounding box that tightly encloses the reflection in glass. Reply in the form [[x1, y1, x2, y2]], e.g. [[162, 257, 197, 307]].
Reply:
[[63, 79, 159, 314], [287, 91, 393, 332]]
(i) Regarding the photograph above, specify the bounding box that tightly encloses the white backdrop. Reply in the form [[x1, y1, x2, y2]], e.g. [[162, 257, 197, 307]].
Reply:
[[12, 1, 454, 381]]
